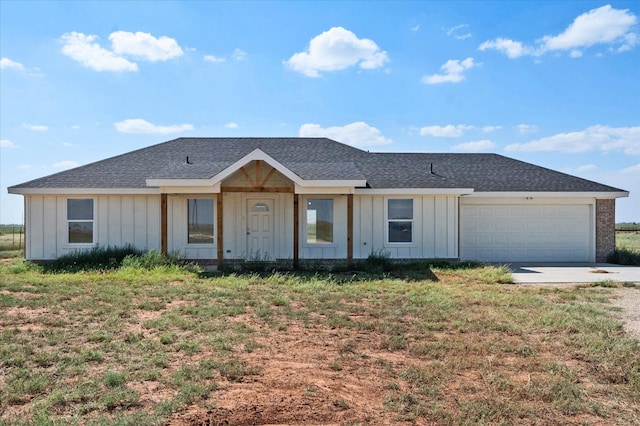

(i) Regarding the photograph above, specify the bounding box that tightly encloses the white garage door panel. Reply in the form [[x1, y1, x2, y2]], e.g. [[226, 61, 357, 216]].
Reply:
[[461, 204, 591, 262]]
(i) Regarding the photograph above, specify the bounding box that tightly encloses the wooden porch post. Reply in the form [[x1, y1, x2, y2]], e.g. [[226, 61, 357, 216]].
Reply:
[[347, 193, 353, 267], [217, 193, 224, 268], [293, 194, 299, 269], [161, 194, 168, 255]]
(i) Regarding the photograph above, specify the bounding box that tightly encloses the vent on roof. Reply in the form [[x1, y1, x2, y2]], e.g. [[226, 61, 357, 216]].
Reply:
[[186, 156, 193, 165]]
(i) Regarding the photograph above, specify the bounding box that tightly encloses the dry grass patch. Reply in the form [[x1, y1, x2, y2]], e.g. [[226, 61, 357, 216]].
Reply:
[[0, 260, 638, 425]]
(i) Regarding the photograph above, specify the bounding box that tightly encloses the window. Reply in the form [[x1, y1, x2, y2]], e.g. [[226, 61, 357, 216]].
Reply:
[[188, 198, 214, 244], [388, 199, 413, 243], [251, 202, 269, 212], [67, 198, 94, 244], [306, 198, 333, 243]]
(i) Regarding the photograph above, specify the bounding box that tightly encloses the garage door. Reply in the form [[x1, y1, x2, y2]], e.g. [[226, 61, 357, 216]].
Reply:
[[460, 204, 592, 262]]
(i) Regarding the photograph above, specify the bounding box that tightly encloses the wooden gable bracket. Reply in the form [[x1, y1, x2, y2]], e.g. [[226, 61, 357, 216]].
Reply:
[[228, 160, 292, 193]]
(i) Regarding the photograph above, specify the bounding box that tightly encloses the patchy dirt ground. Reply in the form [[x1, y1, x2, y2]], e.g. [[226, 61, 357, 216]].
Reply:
[[165, 286, 640, 426], [167, 313, 411, 425]]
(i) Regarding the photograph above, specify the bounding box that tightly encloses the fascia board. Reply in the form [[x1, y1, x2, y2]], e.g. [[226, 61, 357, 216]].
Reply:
[[295, 185, 356, 194], [158, 183, 221, 194], [355, 188, 474, 195], [8, 188, 160, 195], [464, 191, 629, 199]]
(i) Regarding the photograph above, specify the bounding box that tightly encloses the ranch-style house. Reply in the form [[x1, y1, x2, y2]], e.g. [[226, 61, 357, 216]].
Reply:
[[8, 137, 628, 266]]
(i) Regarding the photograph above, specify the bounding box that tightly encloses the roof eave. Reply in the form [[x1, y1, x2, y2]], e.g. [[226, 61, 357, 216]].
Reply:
[[8, 187, 160, 195], [355, 188, 475, 195], [464, 191, 629, 198]]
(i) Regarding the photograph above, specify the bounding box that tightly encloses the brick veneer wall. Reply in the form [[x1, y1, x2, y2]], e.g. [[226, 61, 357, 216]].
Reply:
[[595, 199, 615, 263]]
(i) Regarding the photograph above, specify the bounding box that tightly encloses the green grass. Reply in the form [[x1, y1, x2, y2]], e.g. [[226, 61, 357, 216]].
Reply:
[[0, 258, 638, 424], [609, 232, 640, 265], [617, 232, 640, 252]]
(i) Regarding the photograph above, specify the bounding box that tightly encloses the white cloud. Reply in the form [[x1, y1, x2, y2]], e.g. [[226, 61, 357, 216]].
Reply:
[[419, 124, 472, 138], [204, 54, 226, 63], [285, 27, 389, 77], [576, 164, 597, 172], [109, 31, 183, 61], [479, 38, 533, 58], [540, 5, 637, 52], [618, 32, 638, 52], [232, 48, 247, 61], [0, 57, 44, 77], [299, 122, 392, 147], [22, 123, 48, 131], [411, 25, 420, 33], [447, 24, 471, 40], [52, 160, 80, 170], [114, 118, 194, 134], [1, 139, 19, 148], [224, 122, 239, 129], [422, 57, 476, 84], [620, 163, 640, 174], [61, 32, 138, 72], [61, 30, 184, 71], [505, 125, 640, 155], [482, 125, 502, 132], [479, 5, 638, 58], [452, 140, 496, 152], [0, 57, 25, 71], [516, 124, 539, 134], [71, 125, 80, 129]]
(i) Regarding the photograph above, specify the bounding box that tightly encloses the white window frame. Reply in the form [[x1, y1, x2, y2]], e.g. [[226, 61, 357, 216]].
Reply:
[[187, 197, 215, 246], [66, 197, 96, 246], [304, 197, 335, 246], [386, 198, 414, 245]]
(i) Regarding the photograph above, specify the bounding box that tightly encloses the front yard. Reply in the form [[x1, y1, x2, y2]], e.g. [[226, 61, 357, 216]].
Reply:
[[0, 259, 639, 425]]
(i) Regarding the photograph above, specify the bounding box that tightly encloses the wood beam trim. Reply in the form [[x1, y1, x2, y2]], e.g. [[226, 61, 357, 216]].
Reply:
[[217, 195, 223, 268], [256, 160, 262, 186], [261, 167, 277, 187], [293, 194, 299, 269], [222, 186, 293, 193], [347, 193, 353, 266], [161, 194, 168, 255], [240, 167, 255, 187]]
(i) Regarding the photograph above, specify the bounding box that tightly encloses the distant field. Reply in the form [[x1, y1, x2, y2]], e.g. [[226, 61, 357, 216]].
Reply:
[[617, 232, 640, 252], [0, 225, 24, 258]]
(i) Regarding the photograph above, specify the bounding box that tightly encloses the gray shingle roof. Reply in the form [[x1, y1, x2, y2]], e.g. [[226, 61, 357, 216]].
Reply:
[[9, 137, 626, 193]]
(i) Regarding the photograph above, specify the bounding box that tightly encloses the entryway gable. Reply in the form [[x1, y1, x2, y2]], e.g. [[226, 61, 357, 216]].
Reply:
[[222, 160, 294, 192], [211, 149, 306, 188]]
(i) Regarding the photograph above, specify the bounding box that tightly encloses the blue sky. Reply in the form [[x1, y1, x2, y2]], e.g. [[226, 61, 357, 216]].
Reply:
[[1, 1, 639, 223]]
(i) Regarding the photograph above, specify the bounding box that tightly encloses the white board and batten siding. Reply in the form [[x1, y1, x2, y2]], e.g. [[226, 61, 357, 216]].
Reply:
[[353, 195, 458, 259], [24, 194, 161, 260], [460, 198, 594, 262]]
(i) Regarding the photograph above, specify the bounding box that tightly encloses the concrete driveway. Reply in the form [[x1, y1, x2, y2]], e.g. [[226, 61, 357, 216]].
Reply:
[[506, 263, 640, 284]]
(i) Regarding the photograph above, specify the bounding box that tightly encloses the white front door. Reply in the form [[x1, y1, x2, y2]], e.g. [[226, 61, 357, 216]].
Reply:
[[246, 199, 275, 260]]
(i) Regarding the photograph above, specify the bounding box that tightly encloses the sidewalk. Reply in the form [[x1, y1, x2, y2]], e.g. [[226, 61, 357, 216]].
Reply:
[[506, 263, 640, 284]]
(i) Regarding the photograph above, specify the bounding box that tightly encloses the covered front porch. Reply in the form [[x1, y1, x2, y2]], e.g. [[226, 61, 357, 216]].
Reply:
[[152, 150, 362, 267]]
